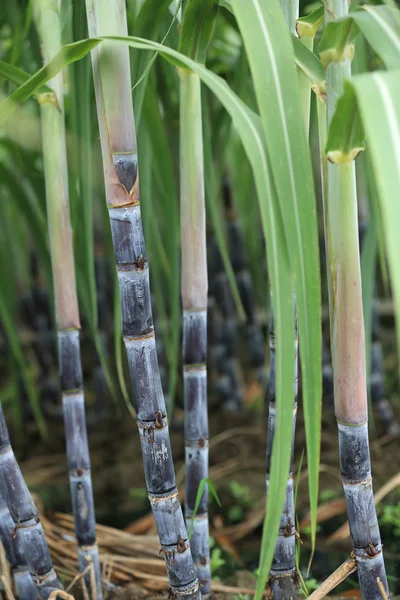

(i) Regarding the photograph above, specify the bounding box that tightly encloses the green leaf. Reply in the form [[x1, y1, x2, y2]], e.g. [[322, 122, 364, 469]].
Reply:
[[0, 164, 52, 286], [349, 5, 400, 70], [321, 5, 400, 72], [291, 34, 326, 98], [188, 478, 221, 540], [0, 196, 46, 438], [219, 0, 326, 97], [0, 59, 52, 95], [179, 0, 219, 63], [326, 81, 364, 163], [141, 78, 181, 409], [296, 6, 325, 38], [131, 0, 178, 122], [229, 2, 322, 594], [344, 69, 400, 389], [318, 18, 358, 68], [0, 38, 100, 126]]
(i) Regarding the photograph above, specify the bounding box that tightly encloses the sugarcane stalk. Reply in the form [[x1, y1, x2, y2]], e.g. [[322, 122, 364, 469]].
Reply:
[[223, 178, 266, 386], [358, 222, 399, 436], [210, 239, 244, 411], [180, 68, 211, 595], [0, 489, 38, 599], [85, 2, 200, 597], [323, 2, 388, 597], [0, 402, 61, 599], [33, 1, 102, 596], [266, 298, 298, 600], [370, 304, 399, 435]]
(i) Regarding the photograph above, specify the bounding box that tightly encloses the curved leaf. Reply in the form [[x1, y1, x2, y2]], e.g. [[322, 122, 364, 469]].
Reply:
[[230, 2, 322, 589]]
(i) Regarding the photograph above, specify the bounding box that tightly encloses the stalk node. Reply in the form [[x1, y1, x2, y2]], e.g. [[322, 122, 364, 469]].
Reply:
[[112, 152, 138, 196], [177, 536, 187, 553]]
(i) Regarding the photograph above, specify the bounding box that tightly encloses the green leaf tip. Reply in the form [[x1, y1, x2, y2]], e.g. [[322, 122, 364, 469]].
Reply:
[[318, 19, 359, 68], [326, 81, 365, 164], [188, 478, 221, 540], [296, 6, 324, 38]]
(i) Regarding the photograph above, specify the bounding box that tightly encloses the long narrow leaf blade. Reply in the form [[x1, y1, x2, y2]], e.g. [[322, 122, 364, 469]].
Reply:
[[230, 3, 322, 589]]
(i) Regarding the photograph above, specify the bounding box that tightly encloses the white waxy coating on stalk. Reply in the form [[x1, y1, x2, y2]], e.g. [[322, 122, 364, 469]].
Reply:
[[180, 71, 208, 310]]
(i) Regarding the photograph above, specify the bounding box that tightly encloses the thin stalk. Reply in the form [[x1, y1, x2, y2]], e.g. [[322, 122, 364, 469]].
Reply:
[[358, 219, 399, 436], [210, 239, 244, 411], [0, 490, 38, 599], [370, 304, 399, 435], [33, 1, 102, 596], [85, 2, 200, 597], [266, 2, 300, 598], [0, 402, 62, 599], [180, 70, 210, 595], [323, 2, 388, 597], [223, 180, 266, 386], [266, 299, 298, 600]]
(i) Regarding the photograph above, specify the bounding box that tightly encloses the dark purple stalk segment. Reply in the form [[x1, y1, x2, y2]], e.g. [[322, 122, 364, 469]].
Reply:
[[58, 330, 102, 598], [85, 3, 201, 590], [0, 403, 62, 599], [211, 243, 243, 411], [106, 163, 199, 599], [338, 422, 387, 597], [183, 311, 210, 594], [223, 181, 266, 383], [266, 299, 298, 598], [0, 491, 38, 599]]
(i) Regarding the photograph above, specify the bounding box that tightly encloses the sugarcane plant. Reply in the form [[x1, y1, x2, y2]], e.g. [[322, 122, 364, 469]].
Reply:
[[209, 235, 244, 411], [33, 1, 102, 596], [265, 1, 316, 595], [4, 0, 400, 598], [223, 180, 266, 388], [320, 1, 388, 596], [85, 1, 200, 597], [0, 401, 62, 598], [179, 1, 218, 594]]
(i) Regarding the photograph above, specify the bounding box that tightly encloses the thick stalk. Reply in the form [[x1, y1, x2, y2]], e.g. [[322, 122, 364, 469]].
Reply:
[[0, 402, 61, 598], [33, 1, 102, 596], [0, 490, 38, 599], [180, 70, 211, 595], [86, 2, 200, 597], [266, 3, 300, 598], [324, 2, 388, 597]]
